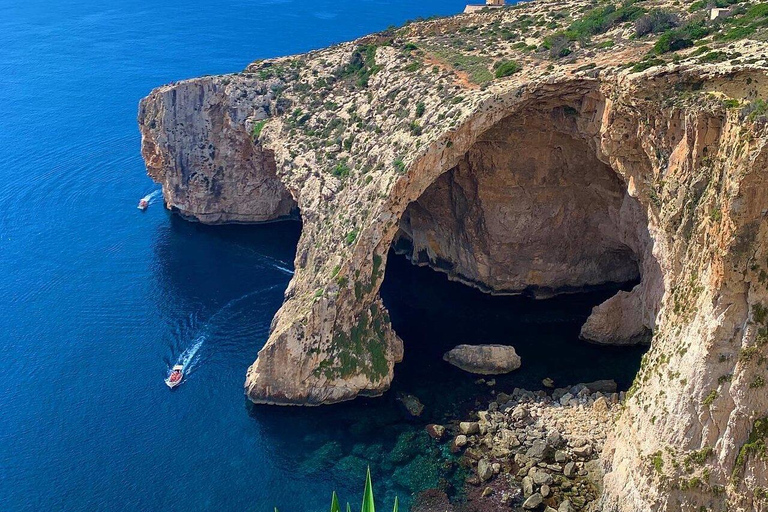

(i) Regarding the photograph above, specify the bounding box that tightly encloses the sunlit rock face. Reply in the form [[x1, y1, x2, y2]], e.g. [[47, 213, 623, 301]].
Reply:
[[139, 78, 297, 224]]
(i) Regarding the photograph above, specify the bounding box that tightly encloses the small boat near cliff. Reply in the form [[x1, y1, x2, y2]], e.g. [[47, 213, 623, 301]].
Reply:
[[137, 198, 149, 210], [165, 364, 184, 388]]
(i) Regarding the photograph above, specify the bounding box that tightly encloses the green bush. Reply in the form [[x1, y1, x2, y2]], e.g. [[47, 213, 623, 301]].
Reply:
[[652, 22, 709, 54], [542, 33, 572, 58], [415, 102, 425, 118], [567, 1, 646, 41], [743, 99, 768, 121], [332, 160, 351, 178], [494, 60, 521, 78], [251, 120, 268, 140], [635, 10, 679, 37], [630, 57, 664, 72], [338, 45, 382, 88], [699, 51, 728, 63], [393, 157, 406, 174]]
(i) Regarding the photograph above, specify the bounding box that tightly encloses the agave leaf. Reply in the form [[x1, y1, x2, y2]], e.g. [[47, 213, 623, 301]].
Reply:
[[331, 492, 341, 512], [347, 503, 352, 512], [392, 496, 399, 512], [361, 466, 375, 512]]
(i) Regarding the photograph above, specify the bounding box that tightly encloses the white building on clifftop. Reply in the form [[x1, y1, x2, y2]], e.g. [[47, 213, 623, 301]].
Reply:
[[464, 0, 505, 14]]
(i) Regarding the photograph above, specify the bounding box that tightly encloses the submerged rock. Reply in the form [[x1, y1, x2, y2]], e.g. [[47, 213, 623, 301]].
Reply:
[[443, 344, 522, 375], [397, 392, 425, 417]]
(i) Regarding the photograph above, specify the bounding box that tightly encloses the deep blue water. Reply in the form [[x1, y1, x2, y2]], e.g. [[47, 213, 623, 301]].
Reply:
[[0, 1, 646, 511]]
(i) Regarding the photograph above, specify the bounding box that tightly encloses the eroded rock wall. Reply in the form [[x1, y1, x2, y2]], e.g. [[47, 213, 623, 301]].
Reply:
[[138, 76, 297, 224], [395, 108, 642, 297]]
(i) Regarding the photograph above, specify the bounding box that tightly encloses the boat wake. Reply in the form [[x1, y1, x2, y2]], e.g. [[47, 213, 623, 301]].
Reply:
[[140, 189, 162, 206], [231, 243, 295, 275], [166, 285, 281, 382]]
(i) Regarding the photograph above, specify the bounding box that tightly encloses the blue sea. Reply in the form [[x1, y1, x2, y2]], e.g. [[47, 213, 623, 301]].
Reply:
[[0, 1, 647, 511]]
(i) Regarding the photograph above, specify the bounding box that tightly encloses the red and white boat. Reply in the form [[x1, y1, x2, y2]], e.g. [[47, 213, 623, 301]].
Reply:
[[137, 198, 149, 210], [165, 365, 183, 389]]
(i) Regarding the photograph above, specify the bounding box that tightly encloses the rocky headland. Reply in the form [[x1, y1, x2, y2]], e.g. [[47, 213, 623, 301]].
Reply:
[[139, 0, 768, 510]]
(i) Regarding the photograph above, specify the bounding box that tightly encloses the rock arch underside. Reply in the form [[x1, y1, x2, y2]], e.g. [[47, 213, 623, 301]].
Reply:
[[138, 4, 768, 510]]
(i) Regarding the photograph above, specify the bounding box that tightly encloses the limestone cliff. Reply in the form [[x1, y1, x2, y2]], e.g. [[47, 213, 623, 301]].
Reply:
[[139, 0, 768, 510]]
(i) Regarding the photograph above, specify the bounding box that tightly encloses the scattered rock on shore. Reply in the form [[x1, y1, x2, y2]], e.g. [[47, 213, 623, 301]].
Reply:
[[449, 383, 621, 511]]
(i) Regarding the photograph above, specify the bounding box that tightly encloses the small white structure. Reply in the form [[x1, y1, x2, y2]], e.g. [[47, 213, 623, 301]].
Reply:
[[710, 7, 731, 20], [464, 0, 505, 14]]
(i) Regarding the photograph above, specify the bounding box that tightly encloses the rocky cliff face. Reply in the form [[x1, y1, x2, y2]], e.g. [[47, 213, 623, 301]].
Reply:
[[139, 77, 297, 223], [139, 0, 768, 509]]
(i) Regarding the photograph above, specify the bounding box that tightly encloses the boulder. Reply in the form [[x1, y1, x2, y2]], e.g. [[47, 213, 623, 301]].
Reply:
[[564, 462, 577, 478], [522, 476, 534, 497], [582, 379, 617, 394], [511, 404, 529, 421], [443, 344, 522, 375], [526, 439, 553, 462], [522, 493, 543, 510], [452, 435, 468, 453], [592, 396, 609, 413], [573, 444, 593, 458], [477, 458, 493, 482], [459, 421, 480, 435], [426, 424, 445, 441], [529, 467, 553, 486]]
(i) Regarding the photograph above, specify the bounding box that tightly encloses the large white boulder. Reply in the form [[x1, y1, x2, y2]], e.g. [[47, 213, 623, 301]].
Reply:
[[443, 344, 522, 375]]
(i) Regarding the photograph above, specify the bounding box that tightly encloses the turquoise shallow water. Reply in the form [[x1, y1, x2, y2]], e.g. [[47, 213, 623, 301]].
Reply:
[[0, 1, 646, 510]]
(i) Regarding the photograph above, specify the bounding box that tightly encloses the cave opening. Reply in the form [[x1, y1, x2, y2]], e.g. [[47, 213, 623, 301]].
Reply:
[[379, 101, 656, 417]]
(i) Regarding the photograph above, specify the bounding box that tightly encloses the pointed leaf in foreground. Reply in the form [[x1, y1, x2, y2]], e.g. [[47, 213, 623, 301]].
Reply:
[[361, 466, 375, 512], [392, 496, 399, 512], [347, 502, 352, 512], [331, 491, 341, 512]]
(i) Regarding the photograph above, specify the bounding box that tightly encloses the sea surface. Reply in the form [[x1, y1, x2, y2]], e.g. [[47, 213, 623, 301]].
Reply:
[[0, 1, 647, 511]]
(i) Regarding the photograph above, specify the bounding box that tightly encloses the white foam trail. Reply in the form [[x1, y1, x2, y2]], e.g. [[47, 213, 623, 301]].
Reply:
[[168, 285, 282, 378], [231, 243, 295, 275], [176, 334, 205, 372], [141, 189, 162, 205], [273, 264, 295, 275]]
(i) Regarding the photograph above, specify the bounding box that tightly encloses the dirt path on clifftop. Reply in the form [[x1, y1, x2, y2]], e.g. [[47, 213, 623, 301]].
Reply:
[[422, 53, 479, 90]]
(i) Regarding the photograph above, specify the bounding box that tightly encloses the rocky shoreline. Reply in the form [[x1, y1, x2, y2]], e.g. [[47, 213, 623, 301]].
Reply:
[[421, 381, 623, 512]]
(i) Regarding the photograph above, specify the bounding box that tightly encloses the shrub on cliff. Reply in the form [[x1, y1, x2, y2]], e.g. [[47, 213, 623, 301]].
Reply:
[[493, 60, 521, 78], [652, 21, 709, 54], [635, 10, 679, 37], [567, 1, 646, 41], [337, 45, 383, 88], [542, 33, 572, 58]]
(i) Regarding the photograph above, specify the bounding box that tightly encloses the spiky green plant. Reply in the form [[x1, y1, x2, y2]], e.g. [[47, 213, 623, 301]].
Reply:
[[275, 467, 398, 512], [331, 492, 341, 512], [361, 467, 375, 512]]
